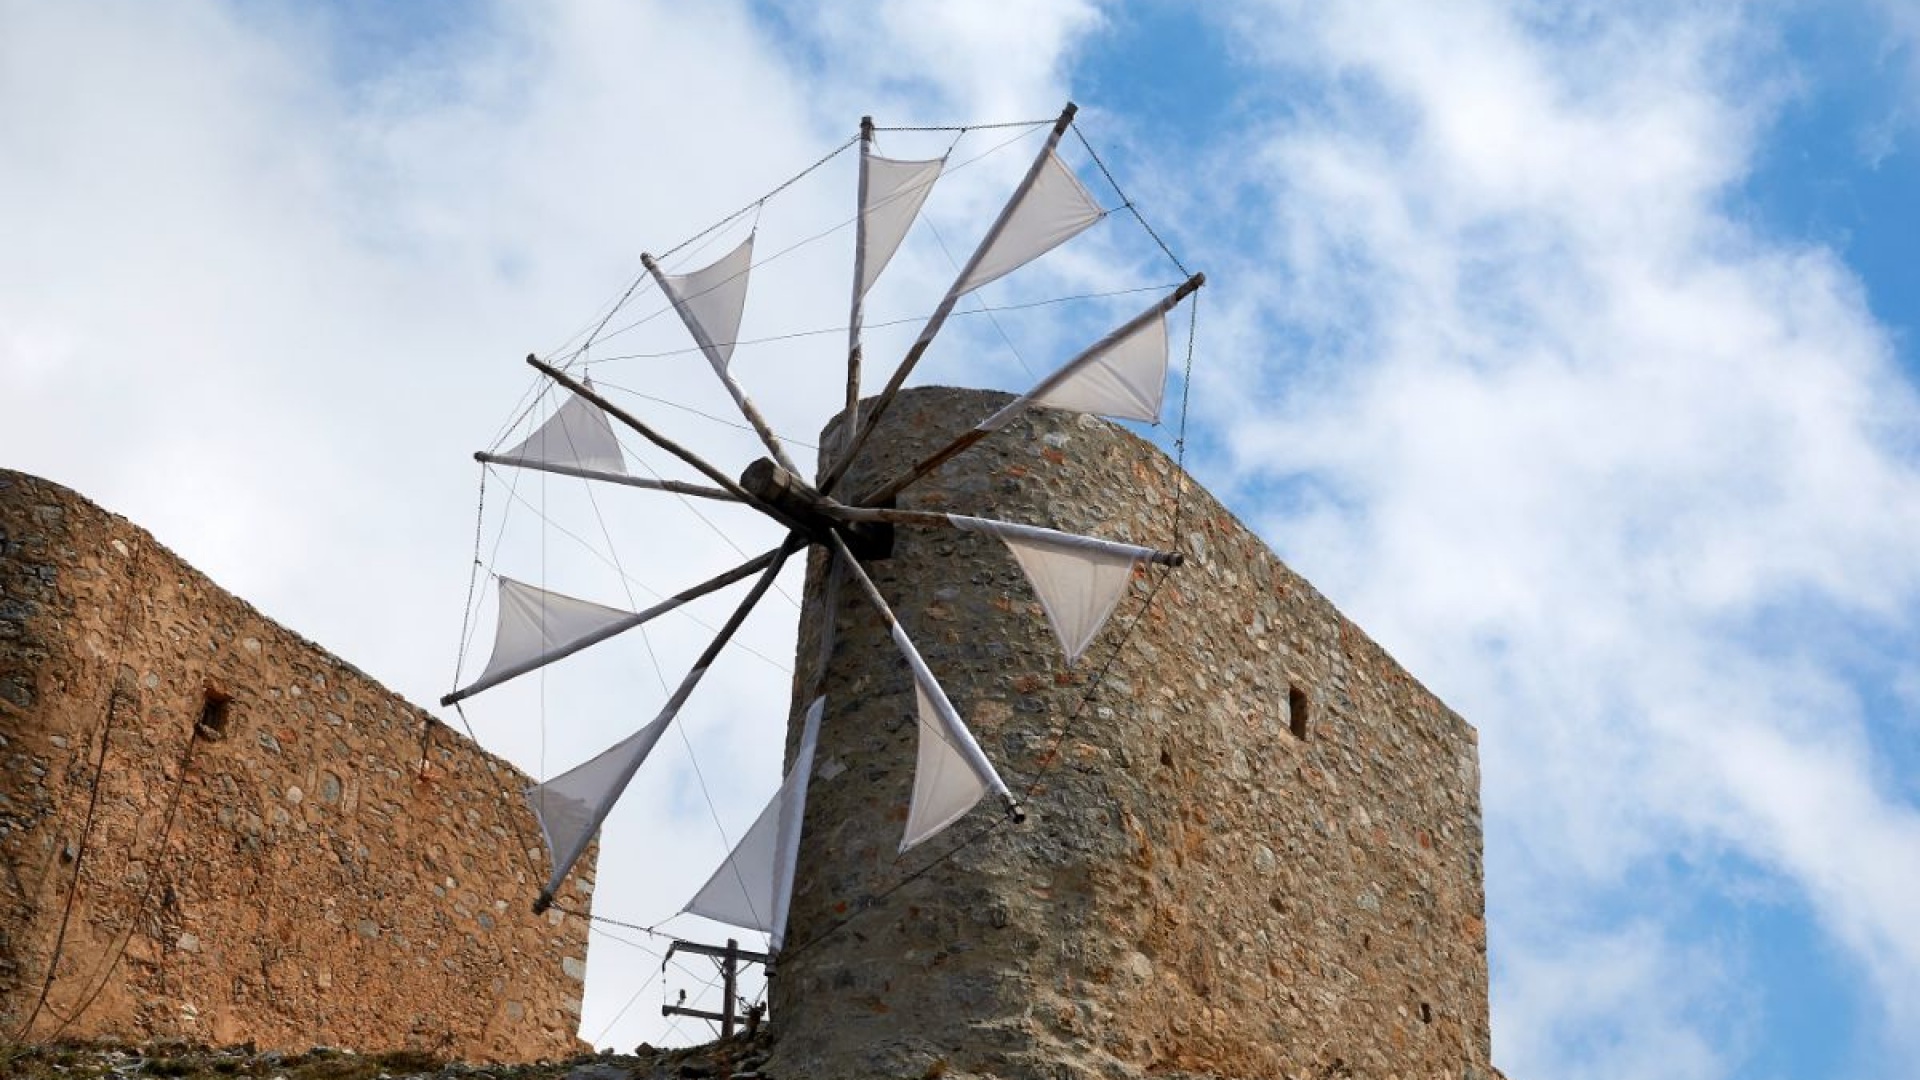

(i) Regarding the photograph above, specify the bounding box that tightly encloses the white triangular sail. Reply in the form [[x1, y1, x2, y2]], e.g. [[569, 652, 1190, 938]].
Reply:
[[950, 516, 1149, 666], [955, 150, 1105, 296], [858, 155, 943, 298], [528, 710, 675, 901], [892, 622, 1006, 851], [658, 234, 754, 371], [998, 312, 1167, 429], [904, 678, 990, 850], [977, 283, 1194, 433], [499, 384, 627, 474], [682, 696, 823, 951], [475, 578, 634, 687]]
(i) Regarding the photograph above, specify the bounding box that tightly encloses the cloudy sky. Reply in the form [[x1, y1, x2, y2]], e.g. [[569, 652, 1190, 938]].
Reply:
[[6, 2, 1920, 1075]]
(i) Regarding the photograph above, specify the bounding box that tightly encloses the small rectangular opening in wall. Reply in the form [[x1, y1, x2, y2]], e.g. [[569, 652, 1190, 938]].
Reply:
[[1288, 684, 1310, 740], [197, 684, 234, 739]]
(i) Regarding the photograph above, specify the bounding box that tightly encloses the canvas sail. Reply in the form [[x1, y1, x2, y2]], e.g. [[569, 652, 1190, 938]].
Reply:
[[955, 150, 1104, 296], [498, 384, 627, 474], [658, 234, 755, 371], [858, 155, 943, 299], [682, 696, 824, 951], [984, 311, 1167, 431], [527, 709, 676, 902], [892, 623, 1007, 850], [950, 516, 1149, 666], [473, 578, 635, 689]]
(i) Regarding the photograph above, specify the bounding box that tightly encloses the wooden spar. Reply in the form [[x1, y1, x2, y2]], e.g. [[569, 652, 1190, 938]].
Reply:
[[440, 546, 784, 707], [474, 452, 739, 503], [826, 532, 1024, 823], [824, 505, 1185, 567], [525, 355, 800, 530], [533, 534, 803, 915], [641, 252, 805, 479], [818, 101, 1080, 496], [841, 115, 876, 464], [857, 272, 1207, 507]]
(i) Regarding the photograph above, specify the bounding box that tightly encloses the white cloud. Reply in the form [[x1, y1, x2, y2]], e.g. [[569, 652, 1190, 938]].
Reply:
[[1493, 922, 1740, 1080], [1192, 0, 1920, 1070]]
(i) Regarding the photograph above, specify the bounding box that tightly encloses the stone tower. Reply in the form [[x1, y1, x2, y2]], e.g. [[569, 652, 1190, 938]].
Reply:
[[767, 388, 1492, 1079]]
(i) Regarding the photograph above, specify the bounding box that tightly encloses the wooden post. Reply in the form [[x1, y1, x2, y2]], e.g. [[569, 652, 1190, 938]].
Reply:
[[722, 938, 740, 1038], [660, 938, 773, 1034]]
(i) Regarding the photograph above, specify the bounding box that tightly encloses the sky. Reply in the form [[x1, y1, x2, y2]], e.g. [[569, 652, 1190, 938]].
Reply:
[[3, 1, 1919, 1076]]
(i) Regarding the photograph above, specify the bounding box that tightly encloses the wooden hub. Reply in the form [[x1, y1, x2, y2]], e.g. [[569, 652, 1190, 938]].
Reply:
[[739, 457, 893, 560]]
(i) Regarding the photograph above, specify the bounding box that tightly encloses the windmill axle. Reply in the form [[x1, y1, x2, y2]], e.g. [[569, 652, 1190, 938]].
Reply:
[[740, 457, 893, 560]]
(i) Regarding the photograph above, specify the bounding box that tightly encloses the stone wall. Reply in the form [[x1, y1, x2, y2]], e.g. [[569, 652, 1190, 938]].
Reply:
[[767, 389, 1492, 1080], [0, 469, 591, 1061]]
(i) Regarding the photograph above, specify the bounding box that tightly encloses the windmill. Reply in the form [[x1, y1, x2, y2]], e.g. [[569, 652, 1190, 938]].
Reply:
[[441, 103, 1202, 1035]]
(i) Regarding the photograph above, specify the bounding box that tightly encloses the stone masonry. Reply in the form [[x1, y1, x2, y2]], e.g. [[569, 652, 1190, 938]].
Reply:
[[0, 469, 591, 1060], [767, 388, 1493, 1079]]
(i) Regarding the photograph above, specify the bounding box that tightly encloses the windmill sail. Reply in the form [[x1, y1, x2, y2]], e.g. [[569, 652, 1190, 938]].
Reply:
[[819, 104, 1093, 496], [858, 155, 943, 299], [444, 550, 787, 708], [954, 150, 1105, 296], [977, 277, 1201, 432], [498, 384, 627, 474], [980, 309, 1167, 429], [891, 622, 1009, 850], [950, 516, 1151, 666], [473, 578, 635, 689], [682, 696, 824, 951], [656, 234, 755, 372], [528, 709, 676, 902]]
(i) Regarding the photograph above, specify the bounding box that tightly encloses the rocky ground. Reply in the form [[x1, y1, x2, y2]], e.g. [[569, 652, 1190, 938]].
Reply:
[[0, 1034, 776, 1080]]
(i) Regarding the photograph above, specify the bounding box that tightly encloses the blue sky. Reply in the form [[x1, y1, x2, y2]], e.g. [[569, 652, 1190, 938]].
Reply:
[[4, 3, 1919, 1076]]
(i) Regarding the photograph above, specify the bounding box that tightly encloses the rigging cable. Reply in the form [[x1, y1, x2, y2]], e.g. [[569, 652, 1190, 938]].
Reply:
[[38, 717, 202, 1043], [923, 216, 1037, 380], [592, 965, 663, 1047], [1071, 121, 1191, 279], [549, 399, 761, 902], [873, 118, 1053, 132], [585, 284, 1180, 364], [481, 467, 793, 674], [6, 537, 146, 1047], [585, 122, 1048, 353], [449, 467, 490, 710]]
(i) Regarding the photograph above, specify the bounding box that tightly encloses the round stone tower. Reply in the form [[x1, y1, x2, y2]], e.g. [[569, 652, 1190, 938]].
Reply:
[[766, 387, 1492, 1080]]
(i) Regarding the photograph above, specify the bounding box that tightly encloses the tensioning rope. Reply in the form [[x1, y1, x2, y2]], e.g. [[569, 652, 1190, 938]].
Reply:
[[1071, 121, 1190, 279], [583, 121, 1047, 354], [39, 716, 201, 1043], [585, 284, 1180, 364], [7, 546, 141, 1047], [873, 119, 1053, 132]]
